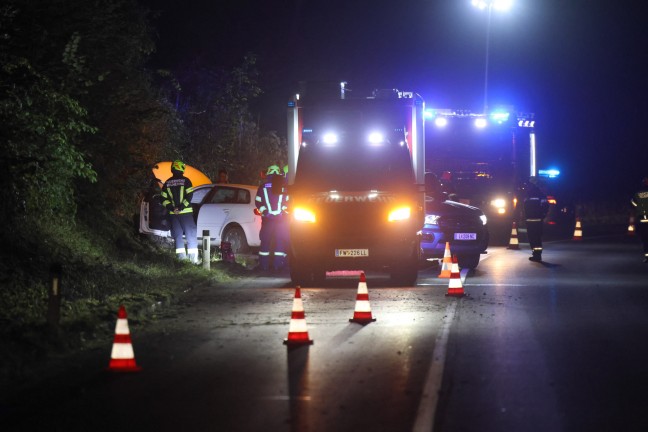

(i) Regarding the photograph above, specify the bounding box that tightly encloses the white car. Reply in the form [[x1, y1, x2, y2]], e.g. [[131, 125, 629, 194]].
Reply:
[[139, 183, 261, 253]]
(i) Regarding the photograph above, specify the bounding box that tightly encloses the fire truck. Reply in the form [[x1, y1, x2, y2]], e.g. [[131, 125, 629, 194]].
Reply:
[[424, 107, 538, 243], [286, 84, 426, 286]]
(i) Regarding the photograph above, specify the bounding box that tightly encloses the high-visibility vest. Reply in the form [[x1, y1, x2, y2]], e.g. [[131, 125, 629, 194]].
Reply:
[[162, 176, 194, 214]]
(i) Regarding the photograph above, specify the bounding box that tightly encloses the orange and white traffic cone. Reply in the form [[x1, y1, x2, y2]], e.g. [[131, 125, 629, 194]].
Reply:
[[628, 215, 636, 236], [438, 242, 452, 278], [107, 305, 142, 372], [284, 287, 313, 346], [507, 221, 520, 250], [445, 256, 465, 298], [573, 218, 583, 240], [349, 272, 376, 324]]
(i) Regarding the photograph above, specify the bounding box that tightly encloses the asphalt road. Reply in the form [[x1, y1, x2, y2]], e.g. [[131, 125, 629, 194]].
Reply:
[[3, 233, 648, 432]]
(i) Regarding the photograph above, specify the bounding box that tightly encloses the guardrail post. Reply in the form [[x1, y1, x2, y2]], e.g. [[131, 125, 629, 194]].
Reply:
[[202, 230, 210, 270], [47, 263, 62, 331]]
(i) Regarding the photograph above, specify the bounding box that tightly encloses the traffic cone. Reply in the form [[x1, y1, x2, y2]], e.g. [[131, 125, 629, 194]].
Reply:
[[445, 256, 465, 298], [507, 221, 520, 250], [438, 242, 452, 278], [349, 272, 376, 324], [107, 305, 142, 372], [284, 287, 313, 346], [573, 218, 583, 240], [628, 215, 636, 236]]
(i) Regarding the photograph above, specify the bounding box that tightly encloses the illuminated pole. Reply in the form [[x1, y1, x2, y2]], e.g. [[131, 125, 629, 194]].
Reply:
[[472, 0, 512, 114]]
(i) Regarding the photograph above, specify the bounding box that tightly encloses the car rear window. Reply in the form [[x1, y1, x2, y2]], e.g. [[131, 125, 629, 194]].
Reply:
[[208, 187, 251, 204]]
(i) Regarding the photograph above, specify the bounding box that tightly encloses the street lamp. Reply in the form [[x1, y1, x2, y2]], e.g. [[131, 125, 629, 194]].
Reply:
[[471, 0, 513, 114]]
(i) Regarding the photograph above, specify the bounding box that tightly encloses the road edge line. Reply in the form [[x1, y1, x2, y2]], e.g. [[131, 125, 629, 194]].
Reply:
[[412, 300, 458, 432]]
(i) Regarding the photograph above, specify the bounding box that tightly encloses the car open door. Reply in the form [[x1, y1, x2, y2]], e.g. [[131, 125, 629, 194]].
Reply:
[[139, 162, 212, 238]]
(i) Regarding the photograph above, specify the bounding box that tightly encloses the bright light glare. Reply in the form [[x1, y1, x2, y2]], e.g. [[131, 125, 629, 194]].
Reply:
[[368, 132, 384, 145], [480, 215, 488, 225], [497, 208, 506, 214], [322, 132, 338, 145], [425, 214, 440, 225], [472, 0, 513, 11], [435, 117, 448, 127], [474, 118, 488, 128], [490, 198, 506, 208], [293, 207, 316, 223], [388, 207, 411, 222]]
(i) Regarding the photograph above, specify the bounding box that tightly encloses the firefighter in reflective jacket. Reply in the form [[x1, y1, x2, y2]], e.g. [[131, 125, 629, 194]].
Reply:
[[631, 177, 648, 263], [161, 160, 198, 263], [255, 165, 289, 271], [522, 177, 549, 262]]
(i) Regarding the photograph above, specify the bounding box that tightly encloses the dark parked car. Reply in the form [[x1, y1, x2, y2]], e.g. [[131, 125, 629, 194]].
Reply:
[[420, 198, 489, 269]]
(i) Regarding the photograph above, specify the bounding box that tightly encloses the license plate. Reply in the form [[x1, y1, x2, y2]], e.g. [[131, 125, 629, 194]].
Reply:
[[335, 249, 369, 257], [454, 233, 477, 240]]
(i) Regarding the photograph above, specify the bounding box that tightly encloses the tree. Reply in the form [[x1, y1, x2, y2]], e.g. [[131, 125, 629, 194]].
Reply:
[[169, 54, 287, 184], [0, 4, 96, 228]]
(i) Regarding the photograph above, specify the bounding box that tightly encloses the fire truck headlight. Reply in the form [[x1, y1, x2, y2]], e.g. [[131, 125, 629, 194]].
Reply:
[[293, 207, 316, 223], [388, 206, 411, 222], [367, 132, 385, 145], [425, 214, 440, 225], [321, 132, 338, 145], [480, 215, 488, 225]]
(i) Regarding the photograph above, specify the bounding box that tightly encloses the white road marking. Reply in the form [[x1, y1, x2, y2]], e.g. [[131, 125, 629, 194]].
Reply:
[[412, 300, 458, 432]]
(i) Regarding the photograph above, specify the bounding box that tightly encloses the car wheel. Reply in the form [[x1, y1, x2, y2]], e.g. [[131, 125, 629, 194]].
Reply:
[[222, 225, 249, 254], [457, 254, 480, 269]]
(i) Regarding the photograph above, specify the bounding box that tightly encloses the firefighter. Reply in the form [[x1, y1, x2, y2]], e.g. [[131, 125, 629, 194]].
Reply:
[[161, 160, 198, 263], [255, 165, 289, 272], [522, 177, 549, 262], [631, 177, 648, 263]]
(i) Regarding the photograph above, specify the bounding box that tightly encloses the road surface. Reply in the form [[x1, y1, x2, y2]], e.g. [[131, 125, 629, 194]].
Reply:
[[3, 234, 648, 432]]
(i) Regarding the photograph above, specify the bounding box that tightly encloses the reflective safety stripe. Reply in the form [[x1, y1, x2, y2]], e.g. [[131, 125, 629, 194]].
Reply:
[[115, 318, 130, 335], [259, 251, 270, 256], [532, 247, 543, 251], [526, 218, 542, 222], [263, 188, 284, 215], [111, 343, 135, 360], [187, 248, 198, 255], [275, 252, 287, 257], [259, 206, 267, 213], [255, 196, 262, 202], [175, 248, 186, 254]]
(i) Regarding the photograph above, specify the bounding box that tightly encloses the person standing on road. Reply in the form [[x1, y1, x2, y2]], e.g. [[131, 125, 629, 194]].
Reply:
[[161, 160, 198, 263], [255, 165, 289, 272], [522, 177, 549, 262], [631, 177, 648, 263]]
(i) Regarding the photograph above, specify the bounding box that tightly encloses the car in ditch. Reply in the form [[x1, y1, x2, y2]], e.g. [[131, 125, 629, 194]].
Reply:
[[139, 183, 261, 254]]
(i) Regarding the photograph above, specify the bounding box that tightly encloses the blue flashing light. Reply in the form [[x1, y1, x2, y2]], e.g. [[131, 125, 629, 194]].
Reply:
[[288, 101, 296, 107], [424, 109, 435, 119], [302, 129, 313, 133], [490, 111, 510, 124], [538, 169, 561, 178]]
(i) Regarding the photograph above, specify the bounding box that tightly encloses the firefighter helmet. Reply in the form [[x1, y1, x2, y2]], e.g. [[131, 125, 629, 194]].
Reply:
[[171, 160, 186, 172], [266, 165, 281, 175]]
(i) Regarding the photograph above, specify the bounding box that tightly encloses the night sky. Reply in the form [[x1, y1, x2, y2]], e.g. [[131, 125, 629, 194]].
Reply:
[[143, 0, 648, 200]]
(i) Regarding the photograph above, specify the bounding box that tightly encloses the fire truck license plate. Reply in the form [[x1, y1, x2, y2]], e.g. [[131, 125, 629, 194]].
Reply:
[[335, 249, 369, 257], [454, 233, 477, 240]]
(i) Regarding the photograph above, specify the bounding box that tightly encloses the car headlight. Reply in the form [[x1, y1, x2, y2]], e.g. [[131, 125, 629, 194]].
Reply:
[[293, 207, 316, 223], [425, 214, 440, 225], [480, 214, 488, 225], [388, 206, 411, 222]]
